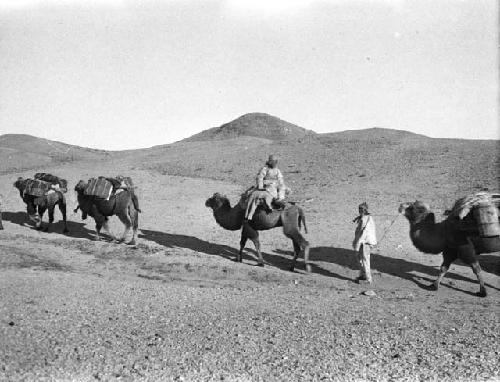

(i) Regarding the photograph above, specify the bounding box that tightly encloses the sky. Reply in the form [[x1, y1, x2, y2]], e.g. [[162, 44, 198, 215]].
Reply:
[[0, 0, 498, 150]]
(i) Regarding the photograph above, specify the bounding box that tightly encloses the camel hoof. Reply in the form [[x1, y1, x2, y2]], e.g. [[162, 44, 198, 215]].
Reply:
[[257, 262, 264, 267], [127, 240, 136, 246], [305, 264, 312, 273], [476, 290, 487, 298], [432, 282, 439, 291]]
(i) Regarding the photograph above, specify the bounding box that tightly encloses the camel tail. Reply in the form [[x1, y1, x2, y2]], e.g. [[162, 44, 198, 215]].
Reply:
[[298, 207, 308, 234]]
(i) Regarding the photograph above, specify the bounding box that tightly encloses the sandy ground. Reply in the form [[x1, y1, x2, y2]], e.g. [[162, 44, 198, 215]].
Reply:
[[0, 162, 499, 381]]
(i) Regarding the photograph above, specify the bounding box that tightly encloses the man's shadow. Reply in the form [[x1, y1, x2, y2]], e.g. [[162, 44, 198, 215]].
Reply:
[[302, 246, 500, 295], [2, 210, 97, 241], [139, 229, 312, 273]]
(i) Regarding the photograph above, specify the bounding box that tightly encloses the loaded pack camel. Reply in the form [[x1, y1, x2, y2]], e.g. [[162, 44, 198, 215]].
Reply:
[[399, 199, 500, 297], [74, 180, 139, 245], [205, 192, 310, 272], [13, 178, 68, 233]]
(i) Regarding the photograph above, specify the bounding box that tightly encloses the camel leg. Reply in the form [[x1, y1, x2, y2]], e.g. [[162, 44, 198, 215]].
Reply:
[[289, 237, 311, 273], [37, 207, 46, 231], [456, 239, 486, 297], [471, 261, 487, 297], [58, 197, 69, 233], [289, 240, 300, 272], [251, 236, 264, 266], [238, 234, 247, 263], [242, 223, 263, 266], [95, 223, 102, 241], [94, 217, 114, 242], [434, 247, 456, 291], [101, 220, 115, 241], [46, 205, 55, 232], [129, 207, 139, 245], [303, 239, 311, 273], [116, 212, 132, 244]]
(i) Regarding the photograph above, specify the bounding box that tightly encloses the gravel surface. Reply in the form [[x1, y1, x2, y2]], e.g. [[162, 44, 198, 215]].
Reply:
[[0, 164, 499, 381]]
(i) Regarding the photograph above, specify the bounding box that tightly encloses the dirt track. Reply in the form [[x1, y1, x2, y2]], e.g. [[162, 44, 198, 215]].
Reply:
[[0, 164, 499, 381]]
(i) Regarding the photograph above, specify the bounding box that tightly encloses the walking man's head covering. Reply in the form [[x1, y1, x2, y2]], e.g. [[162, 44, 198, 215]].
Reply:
[[266, 154, 278, 168], [358, 202, 369, 215]]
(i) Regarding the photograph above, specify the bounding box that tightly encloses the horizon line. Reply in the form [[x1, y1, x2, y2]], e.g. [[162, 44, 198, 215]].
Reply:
[[1, 126, 498, 152]]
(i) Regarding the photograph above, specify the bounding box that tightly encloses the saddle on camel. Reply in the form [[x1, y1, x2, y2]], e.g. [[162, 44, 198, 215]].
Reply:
[[74, 176, 141, 219], [244, 155, 288, 221]]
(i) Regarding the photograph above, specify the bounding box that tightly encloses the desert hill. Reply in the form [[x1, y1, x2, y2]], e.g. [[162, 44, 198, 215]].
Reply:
[[0, 134, 110, 174], [184, 112, 316, 142], [1, 115, 498, 210]]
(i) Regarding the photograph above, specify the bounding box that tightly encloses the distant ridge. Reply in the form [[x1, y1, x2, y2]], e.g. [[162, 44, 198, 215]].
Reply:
[[0, 134, 107, 154], [322, 127, 429, 141], [0, 133, 109, 174], [184, 113, 316, 142]]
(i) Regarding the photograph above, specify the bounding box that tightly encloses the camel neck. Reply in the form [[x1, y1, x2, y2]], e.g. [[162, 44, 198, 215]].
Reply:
[[213, 201, 244, 231], [408, 220, 446, 254]]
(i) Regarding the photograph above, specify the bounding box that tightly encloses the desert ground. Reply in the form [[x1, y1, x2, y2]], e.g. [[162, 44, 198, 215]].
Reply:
[[0, 116, 499, 381]]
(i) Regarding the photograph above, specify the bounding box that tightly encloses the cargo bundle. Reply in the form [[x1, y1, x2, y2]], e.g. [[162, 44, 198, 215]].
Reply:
[[24, 178, 51, 197], [34, 173, 68, 192], [449, 192, 500, 238], [84, 177, 114, 199]]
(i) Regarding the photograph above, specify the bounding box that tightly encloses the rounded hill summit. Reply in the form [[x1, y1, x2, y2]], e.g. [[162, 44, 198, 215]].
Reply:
[[184, 113, 316, 142]]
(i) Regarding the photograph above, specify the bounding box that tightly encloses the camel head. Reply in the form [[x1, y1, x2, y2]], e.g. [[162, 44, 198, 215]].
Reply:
[[399, 201, 435, 225], [74, 180, 88, 194], [13, 177, 26, 192], [205, 193, 230, 211]]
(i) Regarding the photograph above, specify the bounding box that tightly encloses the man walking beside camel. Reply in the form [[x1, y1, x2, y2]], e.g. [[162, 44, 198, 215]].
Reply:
[[352, 202, 377, 284]]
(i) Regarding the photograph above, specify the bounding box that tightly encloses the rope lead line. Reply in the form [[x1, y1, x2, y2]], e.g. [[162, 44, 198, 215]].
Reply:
[[377, 214, 400, 246]]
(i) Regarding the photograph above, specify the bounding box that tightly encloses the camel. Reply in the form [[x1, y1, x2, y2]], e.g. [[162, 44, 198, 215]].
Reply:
[[205, 192, 310, 272], [74, 180, 139, 244], [399, 200, 500, 297], [13, 178, 68, 233]]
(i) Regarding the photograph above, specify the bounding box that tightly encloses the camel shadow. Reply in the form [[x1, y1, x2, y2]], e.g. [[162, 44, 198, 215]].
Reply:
[[273, 249, 352, 281], [2, 210, 99, 241], [139, 229, 239, 261], [309, 246, 500, 293], [478, 254, 500, 276], [2, 211, 27, 225], [139, 229, 312, 274]]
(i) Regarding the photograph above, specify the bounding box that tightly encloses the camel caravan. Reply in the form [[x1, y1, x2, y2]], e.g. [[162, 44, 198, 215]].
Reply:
[[10, 174, 140, 245], [2, 155, 500, 297]]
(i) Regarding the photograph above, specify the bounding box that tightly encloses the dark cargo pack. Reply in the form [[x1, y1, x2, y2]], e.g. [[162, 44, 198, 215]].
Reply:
[[84, 177, 113, 199], [24, 179, 51, 197], [34, 173, 68, 192]]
